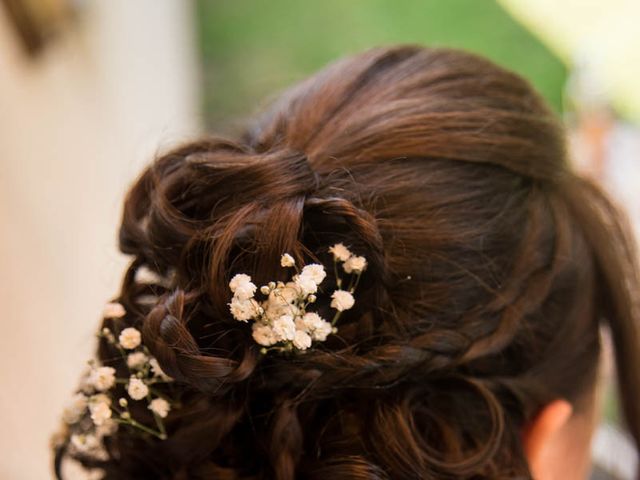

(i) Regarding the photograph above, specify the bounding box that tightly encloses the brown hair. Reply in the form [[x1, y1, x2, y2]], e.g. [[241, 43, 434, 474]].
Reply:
[[54, 44, 640, 479]]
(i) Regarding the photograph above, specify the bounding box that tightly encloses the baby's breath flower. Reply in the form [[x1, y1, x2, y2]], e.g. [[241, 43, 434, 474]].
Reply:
[[343, 255, 367, 274], [134, 265, 171, 286], [228, 248, 365, 353], [100, 327, 116, 344], [264, 285, 300, 320], [71, 433, 100, 452], [294, 274, 318, 296], [90, 393, 111, 405], [148, 398, 171, 418], [89, 366, 116, 392], [264, 301, 299, 322], [330, 290, 355, 311], [297, 312, 333, 342], [103, 302, 126, 319], [126, 351, 148, 370], [272, 315, 296, 342], [329, 243, 352, 262], [295, 311, 320, 330], [300, 264, 326, 285], [229, 297, 259, 322], [280, 253, 295, 268], [118, 398, 128, 407], [269, 281, 300, 304], [229, 273, 257, 300], [127, 376, 149, 400], [252, 323, 277, 346], [293, 330, 312, 350], [118, 327, 141, 350], [78, 366, 95, 394], [149, 358, 171, 381], [311, 320, 333, 341], [89, 395, 111, 427], [95, 418, 118, 437], [62, 393, 88, 424]]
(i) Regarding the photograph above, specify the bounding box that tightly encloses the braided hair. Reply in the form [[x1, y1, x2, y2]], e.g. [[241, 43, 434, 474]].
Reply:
[[54, 45, 640, 479]]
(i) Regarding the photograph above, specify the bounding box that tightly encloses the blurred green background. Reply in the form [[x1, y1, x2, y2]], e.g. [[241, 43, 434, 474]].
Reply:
[[196, 0, 567, 130]]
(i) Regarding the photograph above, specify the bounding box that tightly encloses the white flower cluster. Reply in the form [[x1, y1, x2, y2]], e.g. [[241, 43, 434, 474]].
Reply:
[[228, 243, 367, 353], [59, 303, 175, 464]]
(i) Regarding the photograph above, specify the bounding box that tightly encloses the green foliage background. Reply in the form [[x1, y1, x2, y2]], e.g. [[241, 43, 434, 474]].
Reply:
[[196, 0, 567, 130]]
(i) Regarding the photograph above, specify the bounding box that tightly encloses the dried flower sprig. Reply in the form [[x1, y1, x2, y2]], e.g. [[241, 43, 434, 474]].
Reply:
[[59, 302, 177, 466], [228, 243, 367, 353]]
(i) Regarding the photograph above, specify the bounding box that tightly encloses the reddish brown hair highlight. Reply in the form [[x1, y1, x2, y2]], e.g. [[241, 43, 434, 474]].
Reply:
[[54, 44, 640, 479]]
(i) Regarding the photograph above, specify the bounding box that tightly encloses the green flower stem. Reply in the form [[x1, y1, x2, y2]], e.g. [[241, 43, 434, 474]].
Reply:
[[351, 272, 362, 293], [147, 393, 167, 439], [333, 259, 342, 289], [113, 404, 166, 440], [146, 377, 172, 386], [111, 337, 130, 363], [114, 417, 166, 440]]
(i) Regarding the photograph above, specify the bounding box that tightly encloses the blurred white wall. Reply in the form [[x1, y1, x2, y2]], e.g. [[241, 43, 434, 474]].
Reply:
[[0, 1, 201, 478]]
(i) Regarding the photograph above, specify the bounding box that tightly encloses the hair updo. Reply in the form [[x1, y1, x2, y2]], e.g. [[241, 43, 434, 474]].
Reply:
[[54, 44, 640, 479]]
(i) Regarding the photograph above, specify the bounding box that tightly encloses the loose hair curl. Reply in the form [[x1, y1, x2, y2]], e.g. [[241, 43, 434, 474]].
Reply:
[[54, 45, 640, 479]]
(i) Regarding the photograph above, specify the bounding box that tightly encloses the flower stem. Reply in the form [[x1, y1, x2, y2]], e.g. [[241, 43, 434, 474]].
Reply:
[[114, 417, 166, 440], [351, 272, 362, 293], [333, 259, 342, 289]]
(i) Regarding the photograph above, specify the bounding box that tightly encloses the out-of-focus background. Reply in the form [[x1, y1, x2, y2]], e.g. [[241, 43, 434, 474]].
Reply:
[[0, 1, 637, 478]]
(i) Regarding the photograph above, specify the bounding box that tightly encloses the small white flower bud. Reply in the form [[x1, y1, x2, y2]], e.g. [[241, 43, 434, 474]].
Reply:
[[293, 330, 312, 350], [148, 398, 171, 418], [343, 255, 367, 274], [103, 302, 126, 319], [330, 290, 355, 311], [89, 366, 116, 392], [280, 253, 295, 268], [300, 264, 327, 284], [118, 327, 141, 349], [329, 243, 352, 262], [127, 376, 149, 400], [229, 273, 257, 300], [88, 399, 112, 426]]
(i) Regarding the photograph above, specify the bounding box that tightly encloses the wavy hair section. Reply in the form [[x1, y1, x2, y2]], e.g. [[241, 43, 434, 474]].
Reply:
[[54, 45, 640, 479]]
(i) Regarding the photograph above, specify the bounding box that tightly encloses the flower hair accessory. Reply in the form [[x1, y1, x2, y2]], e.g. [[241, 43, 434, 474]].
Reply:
[[228, 243, 367, 353], [54, 303, 176, 470]]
